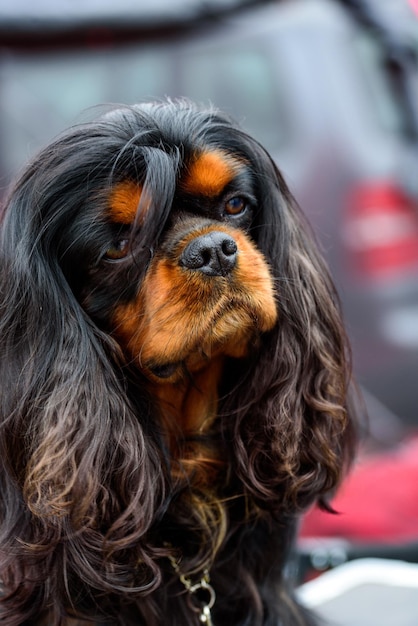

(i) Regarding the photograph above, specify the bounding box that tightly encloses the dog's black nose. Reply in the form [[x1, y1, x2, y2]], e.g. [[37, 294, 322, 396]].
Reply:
[[180, 231, 238, 276]]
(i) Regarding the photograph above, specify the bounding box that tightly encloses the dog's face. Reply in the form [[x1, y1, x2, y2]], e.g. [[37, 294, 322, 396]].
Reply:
[[104, 149, 277, 384]]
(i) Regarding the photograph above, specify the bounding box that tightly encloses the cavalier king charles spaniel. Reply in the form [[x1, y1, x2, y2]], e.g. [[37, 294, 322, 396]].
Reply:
[[0, 100, 356, 626]]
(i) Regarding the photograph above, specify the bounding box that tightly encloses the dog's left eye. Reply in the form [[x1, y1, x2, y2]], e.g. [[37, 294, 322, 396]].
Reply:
[[105, 239, 130, 260], [224, 196, 248, 216]]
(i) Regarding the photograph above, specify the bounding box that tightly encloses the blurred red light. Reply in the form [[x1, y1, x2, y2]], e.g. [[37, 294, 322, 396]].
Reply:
[[344, 183, 418, 280], [408, 0, 418, 16]]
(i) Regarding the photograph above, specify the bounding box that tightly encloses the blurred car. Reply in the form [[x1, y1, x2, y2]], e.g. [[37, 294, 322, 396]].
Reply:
[[1, 0, 418, 431]]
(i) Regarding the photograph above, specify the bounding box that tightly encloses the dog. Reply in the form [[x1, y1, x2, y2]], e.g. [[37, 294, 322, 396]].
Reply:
[[0, 100, 356, 625]]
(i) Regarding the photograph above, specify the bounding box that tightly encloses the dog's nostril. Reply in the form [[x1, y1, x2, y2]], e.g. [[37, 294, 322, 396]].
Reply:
[[181, 231, 238, 276], [221, 237, 238, 258]]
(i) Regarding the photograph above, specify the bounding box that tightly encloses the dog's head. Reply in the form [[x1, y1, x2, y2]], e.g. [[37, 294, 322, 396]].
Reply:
[[0, 100, 356, 623], [99, 143, 278, 384]]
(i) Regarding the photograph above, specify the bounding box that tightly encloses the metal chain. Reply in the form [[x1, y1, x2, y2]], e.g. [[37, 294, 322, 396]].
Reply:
[[167, 552, 216, 625]]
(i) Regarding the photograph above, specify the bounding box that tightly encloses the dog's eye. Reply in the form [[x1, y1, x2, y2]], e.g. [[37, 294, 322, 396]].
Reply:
[[105, 239, 130, 260], [225, 196, 247, 216]]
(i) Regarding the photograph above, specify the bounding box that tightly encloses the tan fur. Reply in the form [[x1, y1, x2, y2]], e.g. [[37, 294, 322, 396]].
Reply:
[[109, 181, 146, 223], [182, 150, 244, 196]]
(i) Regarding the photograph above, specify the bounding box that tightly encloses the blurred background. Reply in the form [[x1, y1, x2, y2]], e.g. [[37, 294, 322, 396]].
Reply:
[[1, 0, 418, 621]]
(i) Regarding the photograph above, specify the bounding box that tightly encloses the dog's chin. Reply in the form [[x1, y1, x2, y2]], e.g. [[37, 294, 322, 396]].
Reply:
[[139, 305, 268, 384]]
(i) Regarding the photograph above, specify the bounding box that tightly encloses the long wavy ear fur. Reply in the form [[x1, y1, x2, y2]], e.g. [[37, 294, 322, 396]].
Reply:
[[217, 137, 357, 513], [0, 155, 167, 622]]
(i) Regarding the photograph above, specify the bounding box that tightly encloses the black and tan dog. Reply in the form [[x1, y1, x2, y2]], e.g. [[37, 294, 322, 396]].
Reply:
[[0, 100, 356, 625]]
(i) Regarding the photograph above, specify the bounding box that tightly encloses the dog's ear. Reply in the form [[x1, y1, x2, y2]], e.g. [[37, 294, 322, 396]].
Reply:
[[222, 145, 357, 513], [0, 163, 165, 599]]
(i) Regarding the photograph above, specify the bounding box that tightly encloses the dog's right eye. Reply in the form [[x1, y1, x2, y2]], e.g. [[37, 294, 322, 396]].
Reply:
[[104, 239, 130, 260]]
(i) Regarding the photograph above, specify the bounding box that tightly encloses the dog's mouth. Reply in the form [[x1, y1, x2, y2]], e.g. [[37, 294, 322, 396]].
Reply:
[[113, 223, 278, 380], [148, 362, 181, 379]]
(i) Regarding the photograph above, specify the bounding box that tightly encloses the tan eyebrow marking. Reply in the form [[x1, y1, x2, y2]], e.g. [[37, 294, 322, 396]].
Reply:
[[108, 181, 146, 224], [181, 150, 244, 196]]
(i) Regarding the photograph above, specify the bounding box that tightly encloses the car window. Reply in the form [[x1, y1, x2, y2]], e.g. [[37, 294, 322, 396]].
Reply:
[[0, 37, 285, 182], [353, 32, 411, 136], [0, 45, 175, 178], [177, 44, 286, 151]]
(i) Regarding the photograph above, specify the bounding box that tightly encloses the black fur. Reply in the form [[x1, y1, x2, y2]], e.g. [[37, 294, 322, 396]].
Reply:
[[0, 100, 356, 625]]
